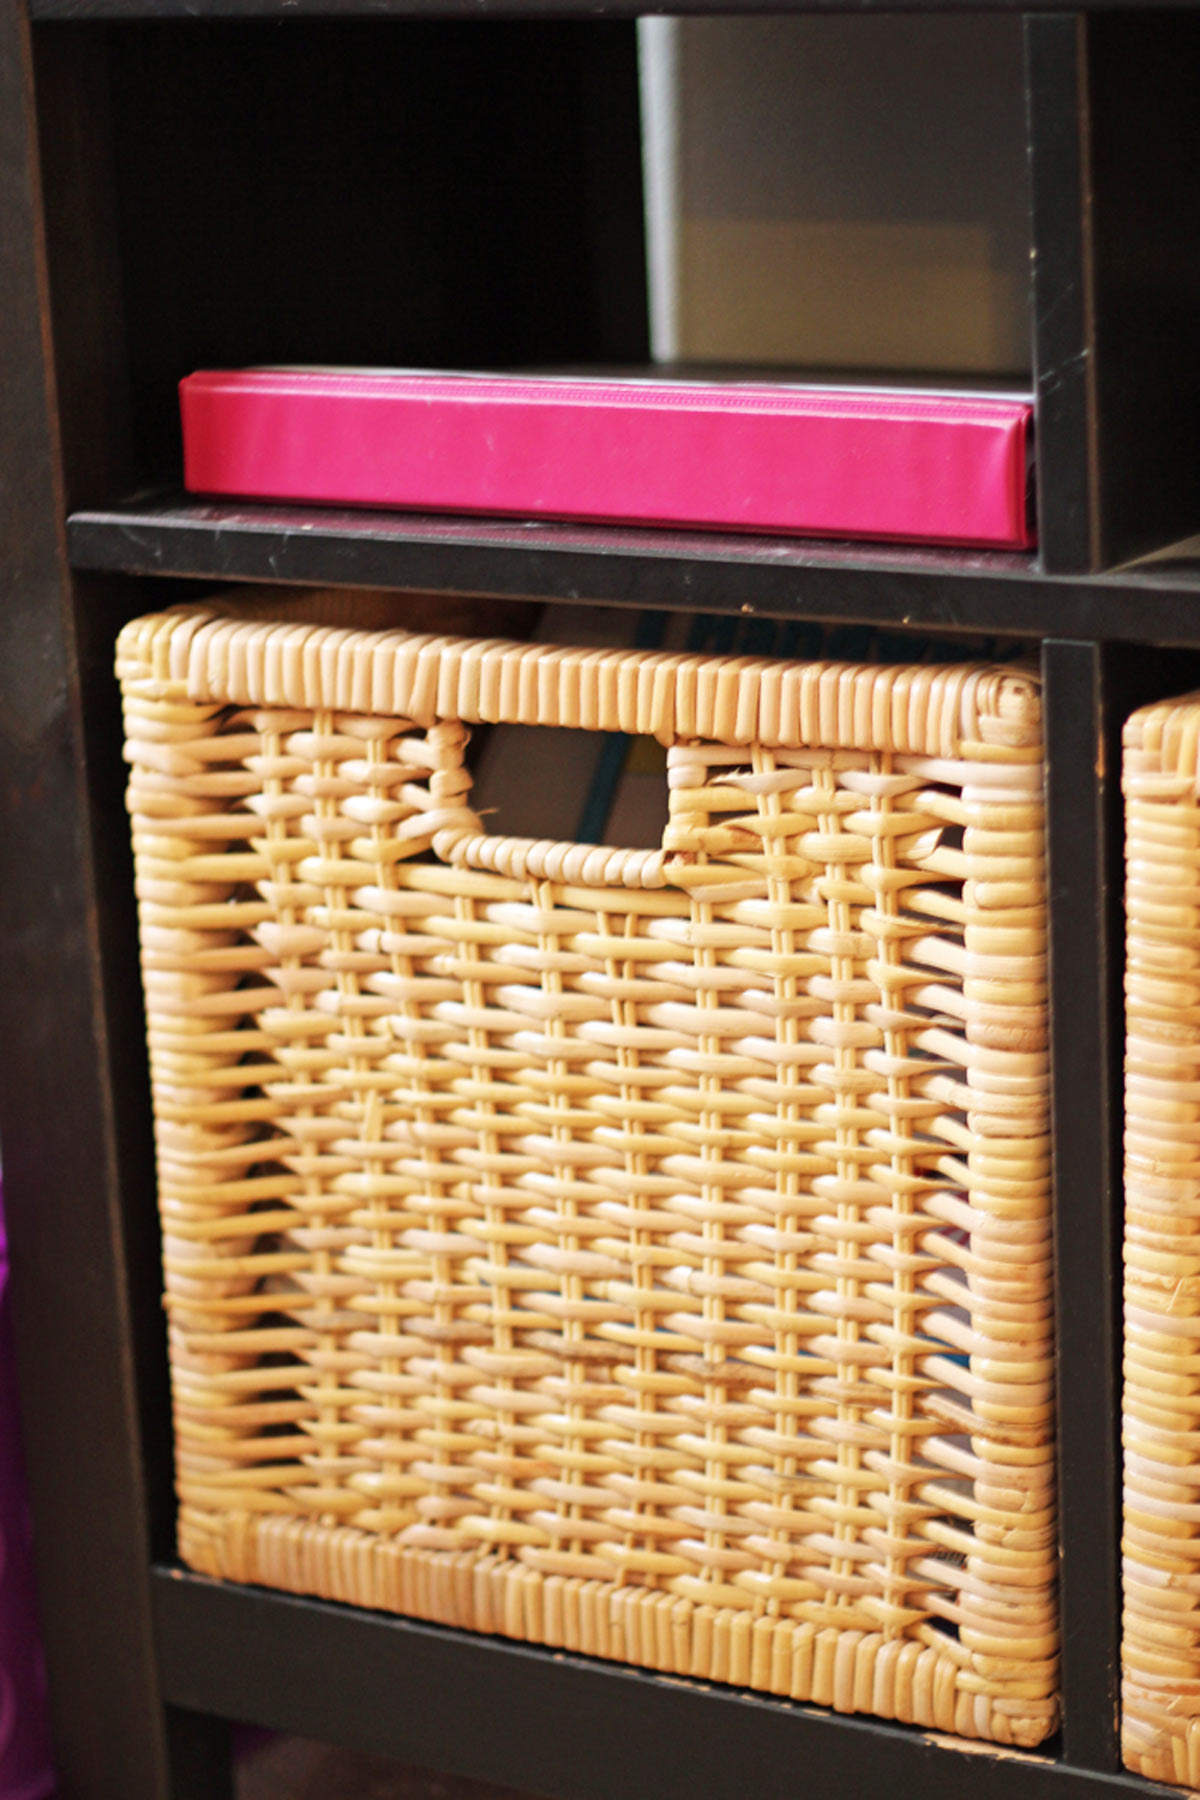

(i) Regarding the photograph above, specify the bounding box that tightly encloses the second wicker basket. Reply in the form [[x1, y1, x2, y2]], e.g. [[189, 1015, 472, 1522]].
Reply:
[[117, 602, 1057, 1746]]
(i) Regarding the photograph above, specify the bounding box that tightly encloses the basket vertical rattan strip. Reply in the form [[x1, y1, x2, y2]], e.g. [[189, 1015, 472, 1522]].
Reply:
[[1124, 697, 1200, 1785], [118, 603, 1057, 1746]]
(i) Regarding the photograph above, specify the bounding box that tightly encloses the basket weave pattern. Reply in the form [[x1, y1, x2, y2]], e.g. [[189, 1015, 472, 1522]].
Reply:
[[1123, 698, 1200, 1784], [119, 606, 1056, 1745]]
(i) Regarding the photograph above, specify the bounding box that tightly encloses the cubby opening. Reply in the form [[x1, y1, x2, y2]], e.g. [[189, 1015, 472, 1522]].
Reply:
[[101, 14, 1033, 492], [105, 19, 650, 481], [638, 15, 1031, 381]]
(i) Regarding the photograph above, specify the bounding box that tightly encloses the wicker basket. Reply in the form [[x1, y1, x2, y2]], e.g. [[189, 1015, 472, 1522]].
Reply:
[[1122, 696, 1200, 1784], [118, 603, 1057, 1745]]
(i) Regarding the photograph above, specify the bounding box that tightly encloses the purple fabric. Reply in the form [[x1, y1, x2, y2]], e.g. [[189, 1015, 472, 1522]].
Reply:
[[0, 1208, 54, 1800]]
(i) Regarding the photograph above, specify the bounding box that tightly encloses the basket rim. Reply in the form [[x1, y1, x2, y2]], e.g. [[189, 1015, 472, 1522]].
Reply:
[[116, 601, 1041, 758]]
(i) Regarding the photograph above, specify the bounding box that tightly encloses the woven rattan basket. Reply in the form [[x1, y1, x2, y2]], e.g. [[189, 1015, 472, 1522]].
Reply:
[[1123, 696, 1200, 1784], [118, 602, 1056, 1745]]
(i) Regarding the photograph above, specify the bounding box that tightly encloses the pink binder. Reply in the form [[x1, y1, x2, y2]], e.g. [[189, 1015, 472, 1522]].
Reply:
[[180, 367, 1035, 550]]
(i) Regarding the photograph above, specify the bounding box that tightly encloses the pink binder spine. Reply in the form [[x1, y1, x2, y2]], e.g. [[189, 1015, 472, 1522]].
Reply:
[[180, 369, 1035, 550]]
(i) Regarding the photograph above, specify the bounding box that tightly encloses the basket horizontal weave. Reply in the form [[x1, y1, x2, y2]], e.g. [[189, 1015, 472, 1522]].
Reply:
[[118, 604, 1056, 1744], [1123, 697, 1200, 1785]]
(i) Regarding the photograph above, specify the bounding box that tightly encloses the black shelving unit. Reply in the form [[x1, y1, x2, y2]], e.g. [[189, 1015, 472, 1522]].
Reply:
[[4, 5, 1200, 1798]]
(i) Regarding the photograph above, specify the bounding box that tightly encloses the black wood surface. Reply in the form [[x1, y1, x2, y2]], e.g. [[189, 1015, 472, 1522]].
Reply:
[[27, 0, 1200, 18], [61, 493, 1200, 646], [30, 25, 133, 510], [0, 14, 229, 1799], [0, 11, 160, 1795], [1027, 14, 1200, 573], [1044, 644, 1130, 1772], [1026, 16, 1098, 574], [154, 1567, 1193, 1800]]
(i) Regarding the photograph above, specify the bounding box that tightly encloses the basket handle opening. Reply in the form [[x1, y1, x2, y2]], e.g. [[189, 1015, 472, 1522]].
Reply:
[[433, 723, 677, 891]]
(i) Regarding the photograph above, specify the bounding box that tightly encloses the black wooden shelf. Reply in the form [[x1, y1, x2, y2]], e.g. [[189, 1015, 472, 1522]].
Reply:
[[154, 1566, 1176, 1800], [26, 0, 1186, 16], [8, 5, 1200, 1797], [29, 0, 1200, 16], [67, 493, 1200, 645]]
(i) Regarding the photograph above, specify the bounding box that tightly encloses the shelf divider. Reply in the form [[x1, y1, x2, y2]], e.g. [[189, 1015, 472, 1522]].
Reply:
[[1027, 12, 1200, 573]]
